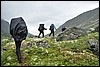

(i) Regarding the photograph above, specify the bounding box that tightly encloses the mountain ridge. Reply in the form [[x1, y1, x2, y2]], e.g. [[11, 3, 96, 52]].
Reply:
[[55, 7, 99, 35], [1, 19, 10, 37]]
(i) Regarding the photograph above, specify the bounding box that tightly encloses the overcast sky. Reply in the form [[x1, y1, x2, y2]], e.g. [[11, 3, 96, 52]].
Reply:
[[1, 1, 99, 35]]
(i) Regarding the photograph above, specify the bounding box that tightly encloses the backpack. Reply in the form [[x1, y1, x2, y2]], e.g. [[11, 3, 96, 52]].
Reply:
[[51, 24, 54, 30], [10, 17, 28, 41], [38, 24, 44, 31]]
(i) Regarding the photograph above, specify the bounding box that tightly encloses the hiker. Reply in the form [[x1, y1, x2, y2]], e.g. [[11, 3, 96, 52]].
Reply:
[[10, 17, 28, 63], [38, 24, 47, 38], [49, 24, 56, 37]]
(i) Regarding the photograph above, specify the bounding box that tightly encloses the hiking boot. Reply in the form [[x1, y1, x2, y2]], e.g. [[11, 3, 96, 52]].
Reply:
[[18, 58, 22, 63], [38, 36, 40, 38], [18, 59, 21, 63]]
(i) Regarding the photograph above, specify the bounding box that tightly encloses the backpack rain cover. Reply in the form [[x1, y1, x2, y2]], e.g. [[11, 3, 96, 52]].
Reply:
[[10, 17, 28, 41]]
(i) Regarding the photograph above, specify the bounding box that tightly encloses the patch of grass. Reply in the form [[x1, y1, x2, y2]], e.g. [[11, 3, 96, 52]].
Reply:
[[1, 32, 99, 66]]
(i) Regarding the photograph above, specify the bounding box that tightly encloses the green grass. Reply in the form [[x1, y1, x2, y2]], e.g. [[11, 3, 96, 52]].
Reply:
[[1, 32, 99, 66]]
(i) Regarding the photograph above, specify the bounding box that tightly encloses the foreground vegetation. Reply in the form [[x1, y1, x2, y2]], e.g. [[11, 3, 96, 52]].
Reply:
[[1, 32, 99, 66]]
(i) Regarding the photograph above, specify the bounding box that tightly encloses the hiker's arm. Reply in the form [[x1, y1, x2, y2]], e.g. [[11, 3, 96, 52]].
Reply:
[[44, 27, 47, 30]]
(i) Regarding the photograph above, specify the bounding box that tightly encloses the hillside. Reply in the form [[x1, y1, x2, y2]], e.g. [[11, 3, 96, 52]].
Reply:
[[1, 31, 99, 66], [1, 7, 99, 66], [1, 19, 10, 37], [55, 8, 99, 35]]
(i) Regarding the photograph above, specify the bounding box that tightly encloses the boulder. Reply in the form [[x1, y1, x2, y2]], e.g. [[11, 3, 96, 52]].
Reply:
[[57, 27, 87, 41], [87, 39, 99, 56], [36, 40, 50, 48], [27, 42, 32, 48]]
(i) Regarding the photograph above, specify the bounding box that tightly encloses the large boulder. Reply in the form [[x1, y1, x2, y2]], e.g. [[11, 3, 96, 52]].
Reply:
[[87, 39, 99, 56], [57, 27, 87, 41]]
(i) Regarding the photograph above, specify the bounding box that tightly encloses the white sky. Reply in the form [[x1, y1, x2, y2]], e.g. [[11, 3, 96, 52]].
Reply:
[[1, 1, 99, 35]]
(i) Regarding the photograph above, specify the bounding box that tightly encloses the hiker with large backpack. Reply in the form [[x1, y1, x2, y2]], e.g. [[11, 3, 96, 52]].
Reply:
[[49, 24, 56, 37], [38, 24, 47, 38], [10, 17, 28, 63]]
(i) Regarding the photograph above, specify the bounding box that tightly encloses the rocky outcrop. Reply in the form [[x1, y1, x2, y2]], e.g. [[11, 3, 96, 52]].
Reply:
[[55, 8, 99, 35], [87, 39, 99, 56], [26, 40, 50, 48], [36, 40, 50, 48], [56, 27, 87, 41]]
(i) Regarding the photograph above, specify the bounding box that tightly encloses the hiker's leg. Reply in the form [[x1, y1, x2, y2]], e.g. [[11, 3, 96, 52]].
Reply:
[[38, 31, 41, 38], [49, 31, 52, 36], [53, 30, 54, 37], [42, 31, 44, 37], [51, 30, 54, 37], [15, 41, 22, 63]]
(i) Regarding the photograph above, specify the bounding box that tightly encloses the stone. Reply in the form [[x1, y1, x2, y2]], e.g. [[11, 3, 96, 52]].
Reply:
[[87, 39, 99, 56], [27, 42, 32, 48], [57, 27, 87, 41], [36, 40, 50, 48]]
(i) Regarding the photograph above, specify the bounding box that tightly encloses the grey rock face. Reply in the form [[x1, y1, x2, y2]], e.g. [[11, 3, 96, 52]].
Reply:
[[57, 27, 87, 41], [87, 39, 99, 56], [55, 8, 99, 35]]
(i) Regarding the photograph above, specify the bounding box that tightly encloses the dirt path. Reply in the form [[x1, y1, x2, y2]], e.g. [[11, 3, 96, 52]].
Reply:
[[20, 54, 29, 66]]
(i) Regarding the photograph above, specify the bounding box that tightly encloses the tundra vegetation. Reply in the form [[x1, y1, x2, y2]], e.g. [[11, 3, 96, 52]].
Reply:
[[1, 31, 99, 66]]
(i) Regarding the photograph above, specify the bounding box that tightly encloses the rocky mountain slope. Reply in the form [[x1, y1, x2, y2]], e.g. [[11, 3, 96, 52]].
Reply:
[[1, 19, 10, 37], [55, 8, 99, 35]]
